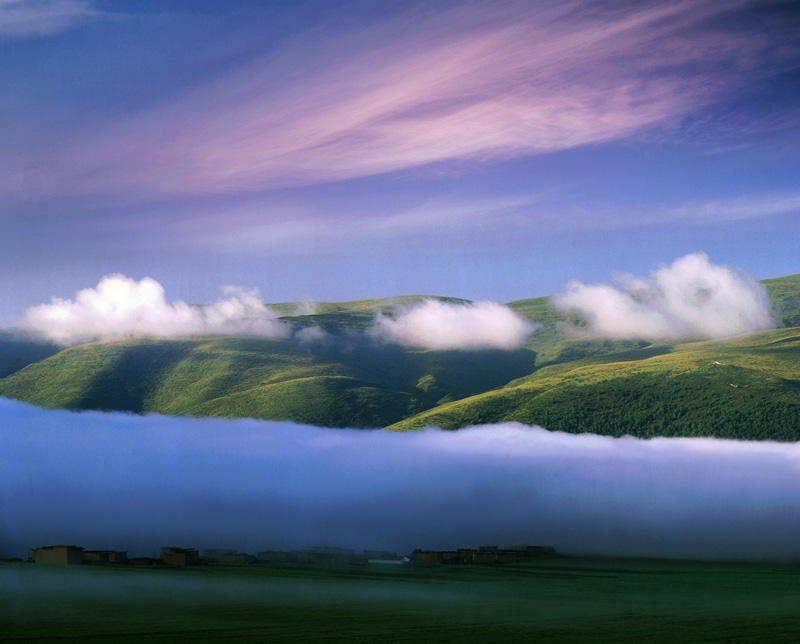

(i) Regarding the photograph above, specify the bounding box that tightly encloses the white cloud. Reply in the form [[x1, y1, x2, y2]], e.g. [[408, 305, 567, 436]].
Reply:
[[2, 398, 800, 560], [372, 299, 537, 350], [292, 300, 319, 316], [551, 253, 774, 340], [0, 0, 99, 39], [23, 274, 289, 345]]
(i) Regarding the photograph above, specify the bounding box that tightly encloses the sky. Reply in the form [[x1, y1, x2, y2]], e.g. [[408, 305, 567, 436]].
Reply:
[[2, 0, 800, 320]]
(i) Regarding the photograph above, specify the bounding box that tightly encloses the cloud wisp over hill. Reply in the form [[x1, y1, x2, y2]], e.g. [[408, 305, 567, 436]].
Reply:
[[12, 253, 777, 347], [373, 300, 538, 350], [19, 274, 536, 350], [22, 274, 290, 346], [552, 253, 773, 340], [3, 398, 799, 561]]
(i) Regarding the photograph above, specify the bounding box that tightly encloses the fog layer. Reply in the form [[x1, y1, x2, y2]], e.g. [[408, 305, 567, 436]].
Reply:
[[2, 398, 799, 561]]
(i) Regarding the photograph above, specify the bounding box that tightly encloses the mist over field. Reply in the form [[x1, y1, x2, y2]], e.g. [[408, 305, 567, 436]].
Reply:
[[3, 398, 799, 562]]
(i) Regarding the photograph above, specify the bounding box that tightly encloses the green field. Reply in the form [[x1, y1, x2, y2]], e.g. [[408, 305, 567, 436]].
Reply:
[[3, 557, 800, 643]]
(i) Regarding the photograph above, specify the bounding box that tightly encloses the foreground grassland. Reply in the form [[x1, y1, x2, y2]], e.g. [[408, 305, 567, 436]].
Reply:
[[3, 557, 800, 643]]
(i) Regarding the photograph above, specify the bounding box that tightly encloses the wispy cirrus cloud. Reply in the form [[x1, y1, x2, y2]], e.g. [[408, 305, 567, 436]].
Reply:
[[666, 191, 800, 225], [170, 195, 537, 254], [2, 0, 785, 206], [0, 0, 99, 39]]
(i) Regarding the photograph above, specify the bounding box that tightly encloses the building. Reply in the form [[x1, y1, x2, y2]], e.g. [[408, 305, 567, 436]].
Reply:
[[203, 549, 237, 563], [82, 550, 128, 564], [257, 550, 288, 563], [411, 544, 555, 565], [220, 552, 257, 564], [32, 545, 84, 565], [160, 547, 199, 566]]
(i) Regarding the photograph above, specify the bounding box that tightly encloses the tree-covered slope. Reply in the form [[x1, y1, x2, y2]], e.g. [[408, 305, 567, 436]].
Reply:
[[0, 334, 536, 428], [0, 332, 60, 378], [388, 327, 800, 440]]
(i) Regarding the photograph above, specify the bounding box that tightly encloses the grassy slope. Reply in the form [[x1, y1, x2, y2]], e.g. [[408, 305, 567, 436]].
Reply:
[[388, 326, 800, 439], [763, 273, 800, 328], [0, 334, 536, 428], [0, 332, 60, 379], [3, 557, 800, 644]]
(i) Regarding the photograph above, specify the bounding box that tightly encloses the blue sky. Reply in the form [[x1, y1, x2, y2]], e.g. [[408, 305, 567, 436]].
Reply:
[[2, 0, 799, 320]]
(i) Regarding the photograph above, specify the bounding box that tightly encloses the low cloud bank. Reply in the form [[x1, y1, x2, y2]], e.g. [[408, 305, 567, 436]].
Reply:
[[23, 274, 289, 345], [373, 300, 537, 350], [552, 253, 773, 340], [2, 398, 799, 561]]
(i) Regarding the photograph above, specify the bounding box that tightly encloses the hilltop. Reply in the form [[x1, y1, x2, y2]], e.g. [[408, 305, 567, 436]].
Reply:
[[1, 276, 800, 438]]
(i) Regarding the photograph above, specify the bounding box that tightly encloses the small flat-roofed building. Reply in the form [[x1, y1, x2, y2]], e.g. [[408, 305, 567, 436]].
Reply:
[[105, 550, 128, 564], [82, 550, 110, 563], [82, 550, 128, 564], [220, 552, 257, 564], [363, 550, 399, 560], [203, 549, 236, 563], [160, 547, 199, 566], [257, 550, 288, 563], [32, 545, 84, 565], [411, 550, 443, 564]]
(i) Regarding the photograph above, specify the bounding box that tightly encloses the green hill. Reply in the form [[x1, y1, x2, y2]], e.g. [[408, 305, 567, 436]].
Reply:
[[0, 334, 535, 428], [388, 327, 800, 440], [2, 275, 800, 438], [0, 332, 60, 378]]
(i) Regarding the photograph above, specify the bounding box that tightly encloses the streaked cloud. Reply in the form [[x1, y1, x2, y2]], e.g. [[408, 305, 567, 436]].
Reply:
[[668, 191, 800, 225], [2, 0, 781, 205], [176, 195, 536, 253], [23, 274, 289, 345], [552, 253, 774, 340], [373, 299, 537, 350], [3, 398, 800, 560], [0, 0, 99, 39]]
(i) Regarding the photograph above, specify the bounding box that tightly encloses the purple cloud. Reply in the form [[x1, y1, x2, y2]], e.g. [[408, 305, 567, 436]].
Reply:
[[0, 0, 100, 39], [1, 1, 783, 206]]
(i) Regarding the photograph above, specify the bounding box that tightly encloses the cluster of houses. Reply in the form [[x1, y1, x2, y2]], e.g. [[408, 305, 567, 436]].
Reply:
[[411, 544, 555, 565], [30, 543, 554, 567]]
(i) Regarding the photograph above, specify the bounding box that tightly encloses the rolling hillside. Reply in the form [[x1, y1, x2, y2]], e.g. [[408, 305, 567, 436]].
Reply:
[[388, 327, 800, 440], [1, 275, 800, 438], [0, 333, 536, 428]]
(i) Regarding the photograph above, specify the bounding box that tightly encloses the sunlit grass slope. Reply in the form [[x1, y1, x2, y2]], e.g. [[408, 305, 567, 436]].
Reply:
[[0, 335, 536, 428], [763, 273, 800, 328], [388, 326, 800, 439]]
